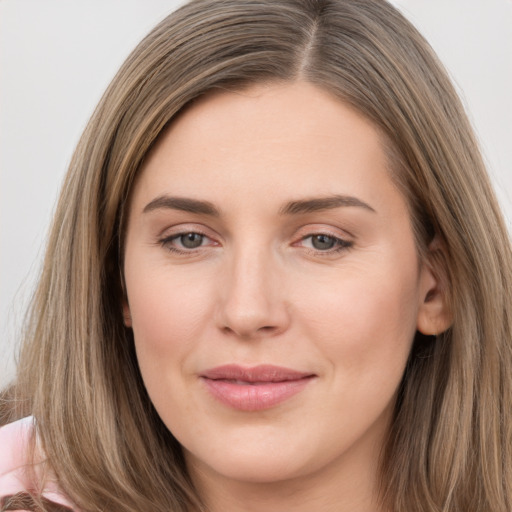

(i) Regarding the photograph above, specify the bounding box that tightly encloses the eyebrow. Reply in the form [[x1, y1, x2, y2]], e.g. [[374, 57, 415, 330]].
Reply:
[[279, 195, 376, 215], [142, 193, 376, 217], [143, 195, 220, 216]]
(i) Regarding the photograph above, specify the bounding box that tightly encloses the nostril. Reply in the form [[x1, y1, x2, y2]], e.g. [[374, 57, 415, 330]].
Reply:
[[216, 279, 291, 338], [220, 323, 280, 339]]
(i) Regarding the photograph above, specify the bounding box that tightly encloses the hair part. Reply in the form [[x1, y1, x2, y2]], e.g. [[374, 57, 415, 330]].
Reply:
[[3, 1, 511, 511]]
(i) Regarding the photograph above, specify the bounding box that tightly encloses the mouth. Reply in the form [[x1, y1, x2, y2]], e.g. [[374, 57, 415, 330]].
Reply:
[[199, 364, 316, 411]]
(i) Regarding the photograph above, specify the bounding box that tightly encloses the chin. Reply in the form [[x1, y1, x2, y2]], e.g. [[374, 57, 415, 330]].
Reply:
[[192, 454, 308, 485], [184, 435, 316, 485]]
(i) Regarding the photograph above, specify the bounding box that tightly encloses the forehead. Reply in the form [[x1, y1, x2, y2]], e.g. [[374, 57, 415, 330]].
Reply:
[[154, 81, 383, 154], [130, 81, 405, 219]]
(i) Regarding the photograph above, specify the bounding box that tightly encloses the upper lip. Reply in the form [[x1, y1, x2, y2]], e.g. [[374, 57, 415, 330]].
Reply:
[[200, 364, 315, 383]]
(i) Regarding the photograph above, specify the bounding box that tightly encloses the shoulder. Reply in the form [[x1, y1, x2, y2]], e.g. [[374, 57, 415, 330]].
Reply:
[[0, 417, 77, 511], [0, 416, 33, 478]]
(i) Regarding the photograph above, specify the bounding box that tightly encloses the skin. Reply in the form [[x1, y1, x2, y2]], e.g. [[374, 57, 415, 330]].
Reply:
[[123, 82, 448, 512]]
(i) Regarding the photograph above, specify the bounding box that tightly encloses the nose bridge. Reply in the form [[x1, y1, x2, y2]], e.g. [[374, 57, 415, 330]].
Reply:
[[218, 239, 288, 338]]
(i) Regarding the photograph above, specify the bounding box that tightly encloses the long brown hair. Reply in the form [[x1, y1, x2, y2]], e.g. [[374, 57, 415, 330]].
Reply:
[[2, 0, 511, 510]]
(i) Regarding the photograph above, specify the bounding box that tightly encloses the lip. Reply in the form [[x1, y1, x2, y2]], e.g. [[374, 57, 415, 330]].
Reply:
[[200, 364, 316, 411]]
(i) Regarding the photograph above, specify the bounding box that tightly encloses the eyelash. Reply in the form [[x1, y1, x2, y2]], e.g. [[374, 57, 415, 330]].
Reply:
[[158, 231, 353, 256], [159, 231, 214, 254], [297, 233, 353, 255]]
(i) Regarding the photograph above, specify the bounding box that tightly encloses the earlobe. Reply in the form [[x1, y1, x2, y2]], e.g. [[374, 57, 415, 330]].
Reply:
[[416, 293, 452, 336], [416, 238, 453, 336]]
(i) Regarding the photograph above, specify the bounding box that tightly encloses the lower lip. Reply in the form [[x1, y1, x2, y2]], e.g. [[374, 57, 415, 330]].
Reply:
[[201, 377, 314, 411]]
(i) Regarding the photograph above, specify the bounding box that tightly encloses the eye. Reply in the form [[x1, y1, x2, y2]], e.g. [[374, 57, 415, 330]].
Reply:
[[177, 232, 206, 249], [160, 231, 216, 253], [298, 233, 352, 253], [310, 234, 338, 250]]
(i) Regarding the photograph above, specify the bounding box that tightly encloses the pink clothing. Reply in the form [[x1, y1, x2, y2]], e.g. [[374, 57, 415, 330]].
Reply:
[[0, 417, 76, 511]]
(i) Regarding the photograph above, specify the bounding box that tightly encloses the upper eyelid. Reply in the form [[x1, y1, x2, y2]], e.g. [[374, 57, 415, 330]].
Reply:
[[295, 233, 352, 248], [293, 224, 354, 241], [157, 222, 217, 239], [300, 233, 346, 241]]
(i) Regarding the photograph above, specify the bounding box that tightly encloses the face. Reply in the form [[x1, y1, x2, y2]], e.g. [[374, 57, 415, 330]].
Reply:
[[123, 82, 439, 492]]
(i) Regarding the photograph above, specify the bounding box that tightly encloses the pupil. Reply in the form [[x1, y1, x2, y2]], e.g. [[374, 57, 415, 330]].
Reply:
[[312, 234, 335, 250], [181, 233, 203, 248]]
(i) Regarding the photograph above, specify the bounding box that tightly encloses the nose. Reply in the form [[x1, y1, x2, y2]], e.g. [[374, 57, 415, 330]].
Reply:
[[216, 246, 290, 340]]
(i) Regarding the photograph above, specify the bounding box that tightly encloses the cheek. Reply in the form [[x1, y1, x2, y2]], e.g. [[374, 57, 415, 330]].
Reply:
[[124, 263, 218, 425], [294, 255, 420, 377], [290, 268, 419, 445], [125, 263, 214, 365]]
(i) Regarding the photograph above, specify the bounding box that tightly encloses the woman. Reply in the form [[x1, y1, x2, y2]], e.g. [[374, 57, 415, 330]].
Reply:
[[1, 0, 511, 511]]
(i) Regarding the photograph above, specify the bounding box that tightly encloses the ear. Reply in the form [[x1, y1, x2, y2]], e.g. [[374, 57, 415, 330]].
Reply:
[[416, 237, 452, 335], [122, 300, 132, 328]]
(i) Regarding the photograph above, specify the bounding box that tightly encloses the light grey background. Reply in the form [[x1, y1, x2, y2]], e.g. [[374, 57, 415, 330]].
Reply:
[[1, 0, 511, 389]]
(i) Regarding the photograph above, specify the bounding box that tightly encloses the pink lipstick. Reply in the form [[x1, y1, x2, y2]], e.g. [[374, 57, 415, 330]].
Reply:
[[200, 364, 315, 411]]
